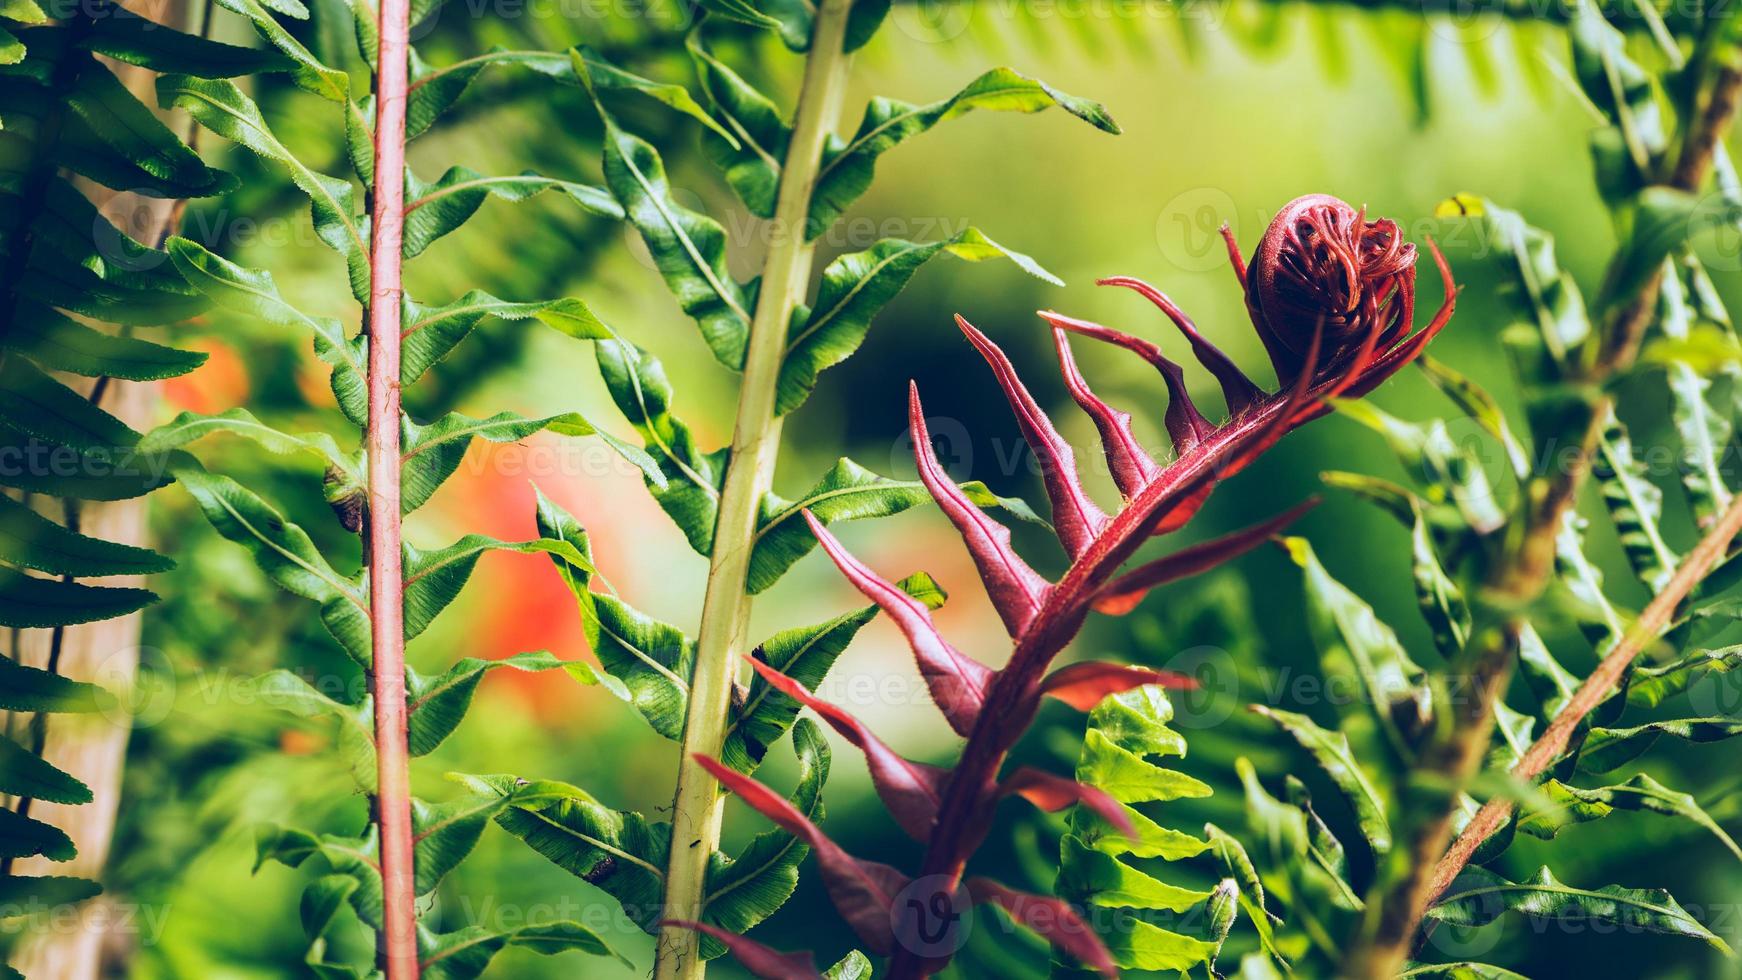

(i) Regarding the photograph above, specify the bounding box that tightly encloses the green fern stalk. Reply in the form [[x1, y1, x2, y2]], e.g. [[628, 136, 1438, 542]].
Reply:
[[655, 1, 858, 976]]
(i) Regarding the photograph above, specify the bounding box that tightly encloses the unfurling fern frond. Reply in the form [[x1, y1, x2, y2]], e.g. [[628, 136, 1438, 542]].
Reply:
[[671, 194, 1456, 978], [1225, 186, 1742, 974]]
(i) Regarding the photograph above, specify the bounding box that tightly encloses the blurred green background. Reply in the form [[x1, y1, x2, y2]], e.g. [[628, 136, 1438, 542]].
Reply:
[[118, 2, 1742, 976]]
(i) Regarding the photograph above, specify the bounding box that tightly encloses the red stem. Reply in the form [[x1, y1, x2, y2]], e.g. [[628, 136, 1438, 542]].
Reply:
[[1426, 486, 1742, 902], [887, 380, 1321, 979], [367, 0, 417, 973]]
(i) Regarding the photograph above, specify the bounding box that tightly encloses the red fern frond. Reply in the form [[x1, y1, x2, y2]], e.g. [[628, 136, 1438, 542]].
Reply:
[[805, 511, 994, 736], [1038, 309, 1214, 456], [685, 195, 1457, 977], [745, 656, 949, 841], [909, 384, 1052, 635], [967, 877, 1118, 979], [998, 766, 1132, 836], [956, 313, 1110, 557], [663, 921, 827, 979], [1049, 327, 1161, 499], [1096, 274, 1264, 414], [696, 754, 911, 955], [1038, 661, 1197, 710], [1091, 497, 1321, 615]]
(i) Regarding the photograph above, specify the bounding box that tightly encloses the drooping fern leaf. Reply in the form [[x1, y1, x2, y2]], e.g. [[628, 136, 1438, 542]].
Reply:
[[0, 1, 263, 966]]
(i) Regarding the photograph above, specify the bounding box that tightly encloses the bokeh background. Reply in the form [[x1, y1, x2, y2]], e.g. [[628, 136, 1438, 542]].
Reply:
[[117, 1, 1742, 976]]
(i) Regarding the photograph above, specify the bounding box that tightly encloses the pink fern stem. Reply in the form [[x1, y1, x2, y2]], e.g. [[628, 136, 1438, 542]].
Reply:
[[366, 0, 417, 972]]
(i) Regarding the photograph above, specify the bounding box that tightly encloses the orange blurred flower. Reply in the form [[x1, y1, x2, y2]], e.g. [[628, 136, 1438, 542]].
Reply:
[[162, 338, 249, 414]]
